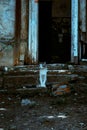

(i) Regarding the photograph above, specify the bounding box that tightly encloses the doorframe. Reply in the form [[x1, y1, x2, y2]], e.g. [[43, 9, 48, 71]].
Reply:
[[28, 0, 86, 65]]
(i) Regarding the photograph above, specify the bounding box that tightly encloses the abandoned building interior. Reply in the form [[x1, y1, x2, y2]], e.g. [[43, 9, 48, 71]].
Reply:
[[0, 0, 87, 66]]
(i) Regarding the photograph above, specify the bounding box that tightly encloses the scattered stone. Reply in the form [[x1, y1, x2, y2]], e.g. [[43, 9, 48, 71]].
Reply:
[[49, 106, 53, 109], [69, 74, 78, 82], [78, 76, 85, 80], [67, 71, 71, 74], [79, 122, 85, 127], [57, 113, 68, 119], [51, 128, 54, 130], [23, 86, 26, 89], [21, 99, 36, 106], [68, 65, 74, 70], [0, 108, 7, 111], [52, 82, 70, 96], [1, 102, 5, 104], [74, 93, 78, 96], [39, 114, 68, 122], [8, 125, 17, 130], [8, 97, 12, 101], [39, 115, 55, 124]]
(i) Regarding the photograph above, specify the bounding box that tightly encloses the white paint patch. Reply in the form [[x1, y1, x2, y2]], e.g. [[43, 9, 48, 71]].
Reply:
[[47, 116, 54, 119], [0, 108, 7, 111], [39, 114, 68, 120], [0, 128, 4, 130], [4, 66, 8, 71], [57, 115, 67, 119], [48, 70, 69, 73], [81, 59, 87, 62]]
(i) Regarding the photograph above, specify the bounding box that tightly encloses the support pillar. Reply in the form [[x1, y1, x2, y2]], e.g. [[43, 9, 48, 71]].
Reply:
[[28, 0, 38, 64], [80, 0, 86, 33], [71, 0, 79, 64], [20, 0, 28, 65], [79, 0, 86, 60]]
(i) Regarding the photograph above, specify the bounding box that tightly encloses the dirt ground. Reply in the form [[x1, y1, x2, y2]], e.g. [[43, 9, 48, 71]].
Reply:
[[0, 82, 87, 130]]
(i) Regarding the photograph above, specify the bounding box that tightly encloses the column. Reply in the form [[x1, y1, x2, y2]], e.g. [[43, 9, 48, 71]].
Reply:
[[79, 0, 86, 60], [71, 0, 79, 64], [80, 0, 86, 33], [20, 0, 28, 65], [28, 0, 38, 64]]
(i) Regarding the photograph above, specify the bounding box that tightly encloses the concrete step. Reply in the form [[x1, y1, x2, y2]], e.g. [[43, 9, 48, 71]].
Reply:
[[0, 64, 87, 90]]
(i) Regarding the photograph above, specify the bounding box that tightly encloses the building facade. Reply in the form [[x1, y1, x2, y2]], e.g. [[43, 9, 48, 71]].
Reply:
[[0, 0, 87, 66]]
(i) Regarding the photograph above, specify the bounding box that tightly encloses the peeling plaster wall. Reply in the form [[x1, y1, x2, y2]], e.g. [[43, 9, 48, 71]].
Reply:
[[0, 43, 14, 66], [0, 0, 16, 40], [0, 0, 16, 66], [0, 0, 29, 66]]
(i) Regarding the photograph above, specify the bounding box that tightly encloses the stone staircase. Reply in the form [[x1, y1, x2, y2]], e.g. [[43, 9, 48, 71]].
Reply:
[[0, 64, 87, 93]]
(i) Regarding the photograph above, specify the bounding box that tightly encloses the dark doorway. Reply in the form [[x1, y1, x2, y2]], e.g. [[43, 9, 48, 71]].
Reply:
[[39, 1, 52, 63], [39, 0, 71, 64]]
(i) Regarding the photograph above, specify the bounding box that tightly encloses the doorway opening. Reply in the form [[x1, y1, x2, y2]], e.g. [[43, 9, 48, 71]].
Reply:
[[39, 0, 71, 64]]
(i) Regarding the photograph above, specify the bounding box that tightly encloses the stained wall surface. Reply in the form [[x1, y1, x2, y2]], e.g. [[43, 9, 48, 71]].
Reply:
[[0, 0, 16, 40], [0, 0, 28, 66]]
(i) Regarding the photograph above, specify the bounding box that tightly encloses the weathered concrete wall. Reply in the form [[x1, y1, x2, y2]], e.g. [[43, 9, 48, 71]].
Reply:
[[0, 0, 29, 66], [0, 0, 16, 40], [0, 0, 16, 66], [0, 43, 14, 66]]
